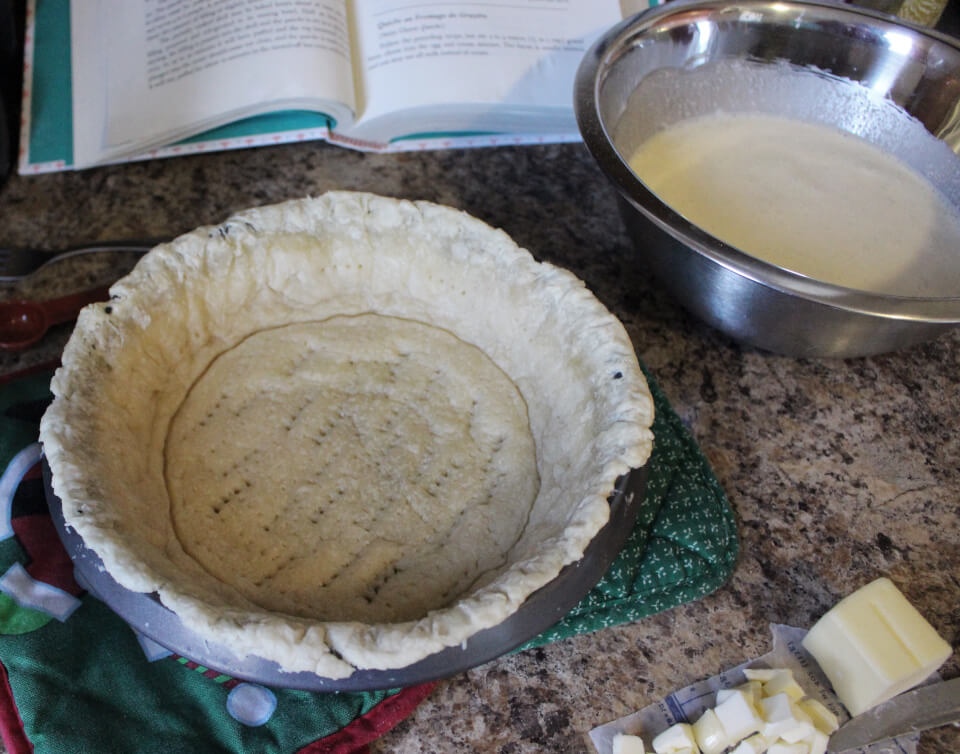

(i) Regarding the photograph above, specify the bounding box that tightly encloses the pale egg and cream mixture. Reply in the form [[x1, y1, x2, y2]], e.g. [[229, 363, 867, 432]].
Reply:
[[626, 112, 960, 296]]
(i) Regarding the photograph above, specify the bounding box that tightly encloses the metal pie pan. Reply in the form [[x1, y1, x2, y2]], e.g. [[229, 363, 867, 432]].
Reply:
[[45, 460, 647, 692]]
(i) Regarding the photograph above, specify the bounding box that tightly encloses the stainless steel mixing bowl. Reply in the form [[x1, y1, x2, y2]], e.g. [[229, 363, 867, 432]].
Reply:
[[575, 0, 960, 357]]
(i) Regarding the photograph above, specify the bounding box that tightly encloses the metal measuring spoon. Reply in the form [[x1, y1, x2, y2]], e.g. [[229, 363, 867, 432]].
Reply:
[[0, 285, 111, 350]]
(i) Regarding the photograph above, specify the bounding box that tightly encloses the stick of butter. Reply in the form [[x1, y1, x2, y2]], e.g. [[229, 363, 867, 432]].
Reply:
[[801, 577, 952, 716]]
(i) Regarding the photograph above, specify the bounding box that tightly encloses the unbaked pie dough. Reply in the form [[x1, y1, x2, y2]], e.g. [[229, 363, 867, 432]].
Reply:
[[40, 192, 654, 679], [166, 314, 539, 623]]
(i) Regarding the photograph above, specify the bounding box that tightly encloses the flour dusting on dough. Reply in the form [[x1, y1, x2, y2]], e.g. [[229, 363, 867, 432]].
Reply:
[[40, 192, 654, 678]]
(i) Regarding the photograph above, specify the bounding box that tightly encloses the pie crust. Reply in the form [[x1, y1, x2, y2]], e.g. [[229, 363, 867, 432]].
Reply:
[[40, 192, 654, 679]]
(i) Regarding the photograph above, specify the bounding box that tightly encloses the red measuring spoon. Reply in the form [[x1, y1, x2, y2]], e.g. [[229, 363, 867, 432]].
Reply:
[[0, 285, 111, 351]]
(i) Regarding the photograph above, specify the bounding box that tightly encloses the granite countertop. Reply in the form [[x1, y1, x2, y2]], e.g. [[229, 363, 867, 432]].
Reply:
[[0, 142, 957, 753]]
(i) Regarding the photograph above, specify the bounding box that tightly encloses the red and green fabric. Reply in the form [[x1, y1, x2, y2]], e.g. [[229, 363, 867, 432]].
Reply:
[[0, 365, 737, 753]]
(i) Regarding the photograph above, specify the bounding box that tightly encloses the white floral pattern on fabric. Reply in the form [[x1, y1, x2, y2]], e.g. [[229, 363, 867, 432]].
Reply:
[[226, 683, 278, 727], [0, 443, 42, 541], [0, 562, 82, 622]]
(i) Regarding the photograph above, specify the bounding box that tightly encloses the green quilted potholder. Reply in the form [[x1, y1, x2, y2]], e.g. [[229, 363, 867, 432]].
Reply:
[[523, 365, 739, 648]]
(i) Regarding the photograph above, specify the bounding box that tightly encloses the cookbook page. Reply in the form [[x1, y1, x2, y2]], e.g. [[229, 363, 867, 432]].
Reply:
[[345, 0, 623, 141], [72, 0, 357, 167]]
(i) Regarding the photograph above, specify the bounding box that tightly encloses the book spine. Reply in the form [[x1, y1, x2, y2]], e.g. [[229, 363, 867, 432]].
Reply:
[[17, 0, 45, 174]]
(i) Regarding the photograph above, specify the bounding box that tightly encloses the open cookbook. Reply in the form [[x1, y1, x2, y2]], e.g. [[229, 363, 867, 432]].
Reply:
[[20, 0, 646, 173]]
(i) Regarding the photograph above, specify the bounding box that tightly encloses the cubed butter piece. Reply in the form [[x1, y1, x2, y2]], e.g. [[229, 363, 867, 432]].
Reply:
[[767, 744, 809, 754], [714, 689, 763, 742], [613, 732, 646, 754], [795, 699, 839, 735], [779, 705, 815, 744], [715, 688, 737, 705], [743, 668, 779, 683], [761, 670, 805, 702], [730, 733, 771, 754], [693, 708, 728, 754], [651, 722, 698, 754], [801, 577, 952, 716], [736, 680, 764, 709], [759, 694, 811, 742], [802, 729, 829, 754]]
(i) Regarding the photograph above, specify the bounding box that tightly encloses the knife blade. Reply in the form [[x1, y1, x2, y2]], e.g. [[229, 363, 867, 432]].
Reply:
[[827, 676, 960, 752]]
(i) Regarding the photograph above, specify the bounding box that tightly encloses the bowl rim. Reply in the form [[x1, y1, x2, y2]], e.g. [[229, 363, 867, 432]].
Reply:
[[575, 0, 960, 323]]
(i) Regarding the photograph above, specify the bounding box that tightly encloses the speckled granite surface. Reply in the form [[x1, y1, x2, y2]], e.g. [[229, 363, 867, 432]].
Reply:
[[0, 141, 957, 753]]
